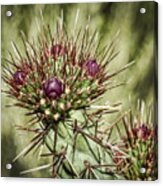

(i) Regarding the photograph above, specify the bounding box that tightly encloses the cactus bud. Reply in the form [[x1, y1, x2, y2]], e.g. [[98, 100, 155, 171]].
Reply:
[[13, 70, 26, 85], [43, 78, 64, 99], [51, 44, 66, 60], [133, 124, 151, 140], [84, 59, 100, 77]]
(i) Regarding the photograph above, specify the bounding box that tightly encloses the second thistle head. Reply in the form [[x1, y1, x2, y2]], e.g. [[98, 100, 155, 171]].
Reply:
[[112, 103, 157, 180]]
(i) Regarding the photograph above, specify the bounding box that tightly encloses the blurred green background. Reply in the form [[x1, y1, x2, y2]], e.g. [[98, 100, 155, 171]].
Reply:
[[1, 2, 157, 177]]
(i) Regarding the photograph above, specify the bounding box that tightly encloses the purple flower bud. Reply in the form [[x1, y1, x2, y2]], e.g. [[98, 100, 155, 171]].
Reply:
[[43, 78, 64, 99], [84, 59, 100, 77], [13, 70, 26, 85], [51, 44, 66, 60], [134, 124, 151, 140]]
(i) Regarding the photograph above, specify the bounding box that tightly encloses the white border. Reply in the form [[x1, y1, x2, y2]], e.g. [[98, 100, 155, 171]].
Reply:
[[0, 1, 163, 186]]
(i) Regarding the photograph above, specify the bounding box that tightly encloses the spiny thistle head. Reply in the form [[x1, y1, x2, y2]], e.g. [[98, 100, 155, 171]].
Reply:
[[2, 15, 134, 124], [112, 102, 157, 180], [2, 10, 134, 178]]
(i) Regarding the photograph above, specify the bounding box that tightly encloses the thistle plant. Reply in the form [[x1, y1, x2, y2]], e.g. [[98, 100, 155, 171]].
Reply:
[[109, 101, 158, 180], [2, 10, 135, 178]]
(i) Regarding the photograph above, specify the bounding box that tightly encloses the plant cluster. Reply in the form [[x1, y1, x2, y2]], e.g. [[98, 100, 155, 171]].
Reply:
[[2, 12, 157, 180]]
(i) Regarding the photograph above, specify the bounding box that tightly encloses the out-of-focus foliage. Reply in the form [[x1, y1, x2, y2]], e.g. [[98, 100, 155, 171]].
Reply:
[[1, 2, 157, 178]]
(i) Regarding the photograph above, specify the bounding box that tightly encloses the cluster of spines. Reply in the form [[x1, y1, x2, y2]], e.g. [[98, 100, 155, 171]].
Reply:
[[110, 102, 157, 180]]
